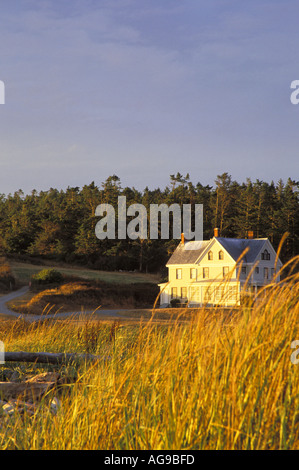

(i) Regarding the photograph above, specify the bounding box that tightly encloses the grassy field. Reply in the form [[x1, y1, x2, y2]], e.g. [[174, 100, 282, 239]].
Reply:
[[0, 256, 298, 450], [6, 279, 160, 314], [9, 260, 161, 285], [5, 259, 161, 313]]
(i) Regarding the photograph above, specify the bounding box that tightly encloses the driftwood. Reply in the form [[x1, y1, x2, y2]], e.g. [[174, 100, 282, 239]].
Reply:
[[0, 372, 63, 401], [1, 400, 39, 416], [4, 351, 107, 364], [0, 381, 54, 400]]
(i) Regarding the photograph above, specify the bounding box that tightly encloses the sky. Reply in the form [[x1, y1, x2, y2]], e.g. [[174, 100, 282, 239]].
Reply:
[[0, 0, 298, 195]]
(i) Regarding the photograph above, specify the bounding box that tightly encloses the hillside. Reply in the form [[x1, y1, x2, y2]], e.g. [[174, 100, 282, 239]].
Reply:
[[4, 260, 160, 314]]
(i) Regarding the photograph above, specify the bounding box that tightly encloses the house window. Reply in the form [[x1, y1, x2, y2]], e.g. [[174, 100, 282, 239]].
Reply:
[[190, 286, 200, 302], [218, 250, 224, 260], [271, 268, 275, 277], [223, 266, 229, 278], [215, 286, 224, 301], [227, 286, 237, 300], [203, 267, 209, 279], [261, 249, 270, 261], [264, 267, 269, 279], [241, 266, 246, 275], [181, 287, 187, 299], [255, 267, 259, 274], [203, 286, 211, 302], [208, 251, 213, 260], [176, 268, 182, 279], [171, 287, 178, 299], [190, 268, 196, 279]]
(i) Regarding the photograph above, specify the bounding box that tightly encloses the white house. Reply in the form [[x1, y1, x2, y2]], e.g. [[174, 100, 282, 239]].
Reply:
[[159, 229, 283, 307]]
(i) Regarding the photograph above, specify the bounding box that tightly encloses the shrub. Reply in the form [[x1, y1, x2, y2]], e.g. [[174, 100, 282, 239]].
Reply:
[[170, 298, 181, 308], [31, 268, 63, 286]]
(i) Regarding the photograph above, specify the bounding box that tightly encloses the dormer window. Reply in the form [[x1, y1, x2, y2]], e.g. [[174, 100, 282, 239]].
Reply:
[[208, 251, 213, 260], [261, 249, 270, 261], [218, 250, 224, 260]]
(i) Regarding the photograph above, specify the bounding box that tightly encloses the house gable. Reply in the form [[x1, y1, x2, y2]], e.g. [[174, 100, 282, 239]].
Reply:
[[195, 237, 236, 266], [254, 239, 283, 268], [215, 237, 268, 264]]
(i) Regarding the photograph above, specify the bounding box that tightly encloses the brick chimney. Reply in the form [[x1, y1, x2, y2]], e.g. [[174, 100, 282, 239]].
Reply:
[[181, 233, 185, 245], [248, 230, 254, 239], [214, 227, 219, 238]]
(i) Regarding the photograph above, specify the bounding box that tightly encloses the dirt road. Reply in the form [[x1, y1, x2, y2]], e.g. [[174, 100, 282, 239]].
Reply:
[[0, 286, 31, 319]]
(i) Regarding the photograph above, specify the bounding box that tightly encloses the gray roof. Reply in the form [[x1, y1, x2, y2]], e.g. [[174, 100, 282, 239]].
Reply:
[[167, 240, 210, 265], [216, 237, 266, 263], [167, 237, 268, 265]]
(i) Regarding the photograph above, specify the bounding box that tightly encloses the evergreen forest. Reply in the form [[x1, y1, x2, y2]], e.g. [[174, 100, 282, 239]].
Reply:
[[0, 173, 298, 274]]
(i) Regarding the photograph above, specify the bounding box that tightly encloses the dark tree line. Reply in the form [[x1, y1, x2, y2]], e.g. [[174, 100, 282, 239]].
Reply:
[[0, 173, 298, 273]]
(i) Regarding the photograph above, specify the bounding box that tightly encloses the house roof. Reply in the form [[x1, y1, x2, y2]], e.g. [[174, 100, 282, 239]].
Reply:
[[166, 236, 275, 265], [167, 240, 210, 265], [216, 237, 267, 263]]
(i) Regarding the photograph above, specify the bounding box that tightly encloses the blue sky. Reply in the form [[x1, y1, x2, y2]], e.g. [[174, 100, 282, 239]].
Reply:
[[0, 0, 298, 194]]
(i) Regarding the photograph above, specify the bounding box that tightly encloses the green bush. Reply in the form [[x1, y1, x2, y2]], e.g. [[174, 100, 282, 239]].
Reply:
[[31, 268, 63, 286], [170, 298, 181, 308]]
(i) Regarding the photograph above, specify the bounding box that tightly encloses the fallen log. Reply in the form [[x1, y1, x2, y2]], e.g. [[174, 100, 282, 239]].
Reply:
[[4, 351, 108, 364]]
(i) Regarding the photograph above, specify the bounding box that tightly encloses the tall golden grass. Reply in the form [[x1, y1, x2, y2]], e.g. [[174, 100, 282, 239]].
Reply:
[[0, 256, 298, 450]]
